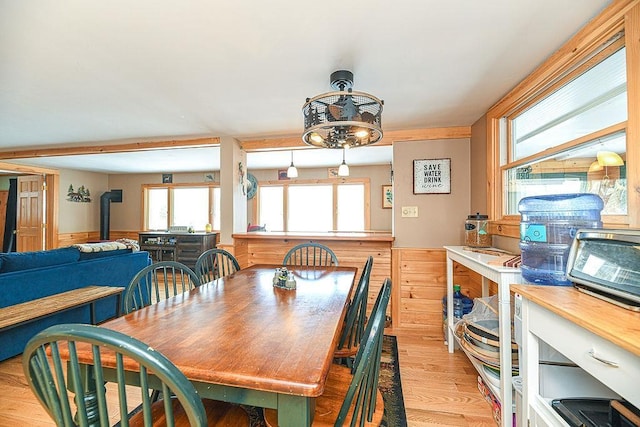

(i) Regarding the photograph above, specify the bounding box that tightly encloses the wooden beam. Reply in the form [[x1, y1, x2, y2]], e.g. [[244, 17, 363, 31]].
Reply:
[[0, 137, 220, 160], [0, 127, 471, 159], [240, 136, 309, 152], [240, 126, 471, 152], [384, 126, 471, 142], [0, 161, 58, 175]]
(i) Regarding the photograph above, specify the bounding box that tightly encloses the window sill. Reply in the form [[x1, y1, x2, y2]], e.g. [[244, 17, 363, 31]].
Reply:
[[489, 220, 520, 239]]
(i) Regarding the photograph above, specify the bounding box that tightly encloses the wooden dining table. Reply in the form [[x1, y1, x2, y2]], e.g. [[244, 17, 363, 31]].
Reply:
[[77, 264, 357, 427]]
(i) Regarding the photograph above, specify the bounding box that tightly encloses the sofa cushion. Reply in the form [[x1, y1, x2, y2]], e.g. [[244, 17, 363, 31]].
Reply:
[[0, 247, 80, 273]]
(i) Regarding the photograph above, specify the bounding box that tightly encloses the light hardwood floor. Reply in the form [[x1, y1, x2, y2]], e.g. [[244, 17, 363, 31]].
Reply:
[[0, 327, 495, 426]]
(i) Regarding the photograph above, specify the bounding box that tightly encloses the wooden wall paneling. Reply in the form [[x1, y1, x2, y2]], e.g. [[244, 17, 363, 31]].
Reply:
[[453, 263, 498, 299], [394, 248, 447, 337], [57, 230, 141, 247], [224, 239, 248, 268], [109, 230, 140, 241], [56, 231, 100, 247]]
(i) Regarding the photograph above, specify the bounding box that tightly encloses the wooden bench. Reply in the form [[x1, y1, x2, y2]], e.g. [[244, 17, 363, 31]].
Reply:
[[0, 286, 124, 333]]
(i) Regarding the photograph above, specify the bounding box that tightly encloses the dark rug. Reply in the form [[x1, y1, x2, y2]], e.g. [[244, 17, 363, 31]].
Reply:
[[379, 334, 408, 427], [245, 334, 407, 426]]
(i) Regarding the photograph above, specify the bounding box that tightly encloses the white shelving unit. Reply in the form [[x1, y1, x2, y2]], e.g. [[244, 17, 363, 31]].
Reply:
[[513, 285, 640, 426], [444, 246, 523, 427]]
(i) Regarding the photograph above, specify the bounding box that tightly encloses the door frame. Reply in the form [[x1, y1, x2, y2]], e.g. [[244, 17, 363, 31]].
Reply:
[[0, 161, 59, 250]]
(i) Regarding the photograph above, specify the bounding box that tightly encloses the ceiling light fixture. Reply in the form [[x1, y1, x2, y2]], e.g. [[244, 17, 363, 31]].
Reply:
[[338, 148, 350, 177], [302, 70, 383, 149], [596, 150, 624, 184], [596, 151, 624, 166], [287, 151, 298, 178], [588, 161, 603, 173]]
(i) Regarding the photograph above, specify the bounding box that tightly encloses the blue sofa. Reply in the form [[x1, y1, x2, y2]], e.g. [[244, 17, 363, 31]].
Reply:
[[0, 247, 150, 361]]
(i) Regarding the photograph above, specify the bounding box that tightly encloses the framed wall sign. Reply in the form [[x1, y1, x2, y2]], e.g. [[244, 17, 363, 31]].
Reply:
[[327, 167, 339, 178], [278, 169, 289, 180], [382, 185, 393, 208], [413, 158, 451, 194]]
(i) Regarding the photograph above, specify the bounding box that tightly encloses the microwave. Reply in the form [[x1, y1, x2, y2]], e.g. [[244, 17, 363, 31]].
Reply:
[[566, 229, 640, 311]]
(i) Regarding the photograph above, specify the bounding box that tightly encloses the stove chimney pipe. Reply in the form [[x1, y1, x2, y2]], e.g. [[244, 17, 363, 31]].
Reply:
[[100, 190, 122, 241]]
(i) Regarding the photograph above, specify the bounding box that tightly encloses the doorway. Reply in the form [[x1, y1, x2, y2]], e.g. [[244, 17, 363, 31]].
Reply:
[[0, 163, 59, 252], [16, 175, 45, 252]]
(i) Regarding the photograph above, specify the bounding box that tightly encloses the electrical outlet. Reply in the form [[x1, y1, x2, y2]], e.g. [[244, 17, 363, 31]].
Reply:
[[401, 206, 418, 217]]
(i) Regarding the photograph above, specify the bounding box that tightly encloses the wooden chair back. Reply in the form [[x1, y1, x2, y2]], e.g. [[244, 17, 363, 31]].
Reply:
[[22, 323, 208, 427], [337, 256, 373, 354], [123, 261, 200, 314], [336, 278, 391, 424], [282, 243, 339, 267], [194, 248, 240, 283]]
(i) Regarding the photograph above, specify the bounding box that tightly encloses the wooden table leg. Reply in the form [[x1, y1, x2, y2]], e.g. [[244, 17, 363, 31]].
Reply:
[[278, 394, 314, 427], [68, 364, 103, 426]]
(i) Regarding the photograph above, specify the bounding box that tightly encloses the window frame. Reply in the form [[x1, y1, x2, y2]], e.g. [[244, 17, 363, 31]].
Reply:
[[252, 178, 371, 232], [486, 2, 640, 237], [141, 183, 220, 231]]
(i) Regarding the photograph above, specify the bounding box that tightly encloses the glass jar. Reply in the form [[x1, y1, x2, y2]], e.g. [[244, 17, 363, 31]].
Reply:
[[465, 213, 491, 247]]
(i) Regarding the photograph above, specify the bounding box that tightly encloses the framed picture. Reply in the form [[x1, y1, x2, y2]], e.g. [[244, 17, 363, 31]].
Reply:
[[413, 158, 451, 194], [278, 169, 289, 180], [327, 167, 339, 178], [162, 173, 173, 184], [382, 185, 393, 209]]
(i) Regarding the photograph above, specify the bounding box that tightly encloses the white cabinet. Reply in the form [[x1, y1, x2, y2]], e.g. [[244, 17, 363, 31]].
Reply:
[[444, 246, 523, 427], [513, 285, 640, 426]]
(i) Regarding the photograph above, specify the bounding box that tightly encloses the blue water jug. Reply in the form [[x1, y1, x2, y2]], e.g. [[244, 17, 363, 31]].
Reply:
[[518, 193, 603, 286]]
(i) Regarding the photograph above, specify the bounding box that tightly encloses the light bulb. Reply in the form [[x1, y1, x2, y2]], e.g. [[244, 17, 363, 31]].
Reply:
[[338, 148, 349, 177], [310, 133, 323, 144], [287, 151, 298, 178], [287, 163, 298, 178], [338, 162, 349, 176], [355, 129, 369, 138]]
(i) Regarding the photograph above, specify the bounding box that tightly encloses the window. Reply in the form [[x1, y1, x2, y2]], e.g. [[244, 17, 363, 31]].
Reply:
[[511, 48, 627, 161], [502, 44, 627, 218], [147, 188, 168, 231], [288, 185, 333, 232], [258, 186, 284, 231], [143, 184, 220, 231], [487, 6, 639, 233], [337, 184, 365, 231], [256, 179, 369, 232]]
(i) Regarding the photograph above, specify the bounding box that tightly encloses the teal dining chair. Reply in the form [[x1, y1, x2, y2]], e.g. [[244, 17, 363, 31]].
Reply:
[[264, 278, 391, 426], [194, 248, 241, 283], [282, 242, 339, 267], [122, 261, 201, 314], [334, 256, 373, 365], [22, 323, 248, 427]]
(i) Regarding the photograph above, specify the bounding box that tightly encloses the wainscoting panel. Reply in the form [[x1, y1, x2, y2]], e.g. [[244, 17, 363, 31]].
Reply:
[[57, 231, 100, 247], [391, 247, 496, 337]]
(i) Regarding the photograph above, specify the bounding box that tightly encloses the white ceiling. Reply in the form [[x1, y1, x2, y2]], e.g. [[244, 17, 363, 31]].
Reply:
[[0, 0, 611, 173]]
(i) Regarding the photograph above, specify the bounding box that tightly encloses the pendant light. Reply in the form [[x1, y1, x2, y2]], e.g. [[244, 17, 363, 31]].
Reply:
[[287, 151, 298, 178], [338, 148, 350, 177]]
